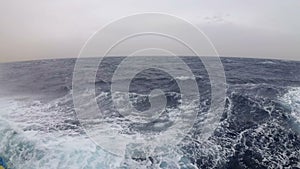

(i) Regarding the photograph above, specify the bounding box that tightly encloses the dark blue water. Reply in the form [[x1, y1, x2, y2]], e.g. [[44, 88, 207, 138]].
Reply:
[[0, 57, 299, 169]]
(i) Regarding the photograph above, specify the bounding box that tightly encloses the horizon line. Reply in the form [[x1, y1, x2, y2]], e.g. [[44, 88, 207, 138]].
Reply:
[[0, 55, 299, 64]]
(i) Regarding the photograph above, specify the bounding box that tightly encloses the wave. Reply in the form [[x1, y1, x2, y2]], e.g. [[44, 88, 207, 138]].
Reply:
[[0, 97, 124, 169], [0, 91, 200, 168], [281, 87, 300, 134], [281, 87, 300, 125], [1, 84, 300, 168]]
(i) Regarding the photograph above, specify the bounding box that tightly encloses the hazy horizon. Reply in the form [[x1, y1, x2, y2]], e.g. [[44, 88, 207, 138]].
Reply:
[[1, 55, 299, 64]]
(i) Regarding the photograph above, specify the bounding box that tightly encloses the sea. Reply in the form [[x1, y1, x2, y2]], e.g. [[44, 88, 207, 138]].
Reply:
[[0, 56, 299, 169]]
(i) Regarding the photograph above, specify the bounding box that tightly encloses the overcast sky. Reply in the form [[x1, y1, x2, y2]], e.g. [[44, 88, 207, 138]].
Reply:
[[0, 0, 299, 62]]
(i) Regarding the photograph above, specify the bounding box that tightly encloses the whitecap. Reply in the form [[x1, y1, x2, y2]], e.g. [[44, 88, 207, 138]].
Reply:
[[281, 87, 300, 123]]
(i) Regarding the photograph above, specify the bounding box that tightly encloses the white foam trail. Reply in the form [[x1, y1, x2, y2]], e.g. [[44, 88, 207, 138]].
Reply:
[[0, 92, 194, 168], [0, 97, 123, 169]]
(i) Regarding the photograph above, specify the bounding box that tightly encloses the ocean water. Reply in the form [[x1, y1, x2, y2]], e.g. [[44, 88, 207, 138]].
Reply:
[[0, 57, 300, 169]]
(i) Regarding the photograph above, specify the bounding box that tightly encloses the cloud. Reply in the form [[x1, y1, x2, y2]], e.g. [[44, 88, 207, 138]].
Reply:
[[203, 14, 231, 24]]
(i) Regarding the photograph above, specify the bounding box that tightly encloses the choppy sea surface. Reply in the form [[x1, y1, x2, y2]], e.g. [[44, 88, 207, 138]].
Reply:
[[0, 57, 300, 169]]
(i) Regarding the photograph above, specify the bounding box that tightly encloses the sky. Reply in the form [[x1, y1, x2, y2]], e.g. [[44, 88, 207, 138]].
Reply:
[[0, 0, 299, 62]]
